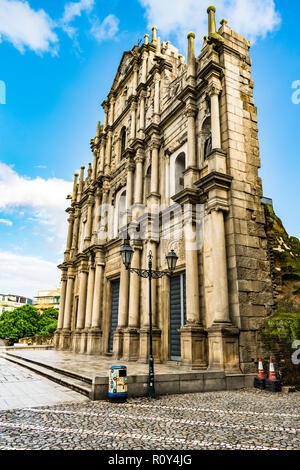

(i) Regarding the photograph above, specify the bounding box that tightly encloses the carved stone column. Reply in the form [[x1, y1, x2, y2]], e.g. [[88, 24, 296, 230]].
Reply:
[[60, 268, 75, 350], [153, 72, 160, 124], [123, 243, 142, 361], [114, 263, 129, 359], [70, 208, 80, 259], [129, 102, 137, 143], [84, 195, 94, 249], [84, 258, 95, 330], [54, 269, 68, 349], [64, 210, 74, 261], [138, 91, 146, 139], [208, 80, 222, 150], [139, 240, 161, 363], [104, 131, 112, 175], [87, 250, 104, 355], [195, 172, 240, 372], [92, 188, 101, 244], [73, 261, 88, 353]]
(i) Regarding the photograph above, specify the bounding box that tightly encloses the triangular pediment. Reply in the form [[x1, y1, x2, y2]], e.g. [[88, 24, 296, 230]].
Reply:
[[110, 50, 136, 93]]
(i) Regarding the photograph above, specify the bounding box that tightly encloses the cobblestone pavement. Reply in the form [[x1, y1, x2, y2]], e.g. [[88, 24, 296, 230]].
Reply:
[[0, 389, 299, 450], [0, 358, 88, 410]]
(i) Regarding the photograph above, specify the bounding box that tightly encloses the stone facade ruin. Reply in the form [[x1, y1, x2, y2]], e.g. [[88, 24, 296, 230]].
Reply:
[[54, 6, 275, 373]]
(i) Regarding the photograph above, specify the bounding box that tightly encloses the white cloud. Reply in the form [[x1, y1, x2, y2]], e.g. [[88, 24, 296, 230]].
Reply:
[[0, 162, 72, 242], [0, 218, 12, 226], [0, 0, 58, 54], [139, 0, 281, 51], [61, 0, 95, 38], [90, 14, 119, 43], [0, 251, 60, 299]]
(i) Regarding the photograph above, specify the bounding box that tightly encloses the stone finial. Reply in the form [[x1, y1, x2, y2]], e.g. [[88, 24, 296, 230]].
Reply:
[[156, 36, 161, 54], [187, 32, 196, 78], [144, 34, 149, 45], [72, 173, 79, 202], [151, 26, 157, 42], [220, 18, 228, 26], [96, 121, 101, 137], [207, 5, 217, 35]]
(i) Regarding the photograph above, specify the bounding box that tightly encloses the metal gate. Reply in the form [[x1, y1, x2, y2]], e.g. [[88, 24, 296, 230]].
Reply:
[[170, 272, 186, 361], [109, 279, 120, 352]]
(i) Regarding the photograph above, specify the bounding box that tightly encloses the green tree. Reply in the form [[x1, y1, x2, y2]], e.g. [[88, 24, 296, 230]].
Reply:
[[0, 305, 58, 345]]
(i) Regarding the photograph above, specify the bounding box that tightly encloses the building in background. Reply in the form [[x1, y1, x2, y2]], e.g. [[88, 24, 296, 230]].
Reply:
[[34, 289, 61, 312], [0, 295, 33, 314]]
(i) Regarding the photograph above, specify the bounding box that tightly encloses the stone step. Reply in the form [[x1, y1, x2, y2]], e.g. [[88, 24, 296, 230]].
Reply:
[[0, 353, 91, 398], [4, 351, 92, 385]]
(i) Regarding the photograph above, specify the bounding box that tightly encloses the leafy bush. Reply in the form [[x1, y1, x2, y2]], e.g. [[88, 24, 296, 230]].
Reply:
[[0, 305, 58, 345], [259, 310, 300, 385]]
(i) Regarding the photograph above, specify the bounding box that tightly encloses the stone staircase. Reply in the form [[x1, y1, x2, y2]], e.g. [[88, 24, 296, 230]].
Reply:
[[1, 351, 92, 398]]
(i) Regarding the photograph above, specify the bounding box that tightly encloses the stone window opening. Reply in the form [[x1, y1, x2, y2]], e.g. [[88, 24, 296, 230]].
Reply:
[[120, 126, 127, 157], [114, 188, 127, 239], [175, 152, 185, 194], [201, 117, 212, 161]]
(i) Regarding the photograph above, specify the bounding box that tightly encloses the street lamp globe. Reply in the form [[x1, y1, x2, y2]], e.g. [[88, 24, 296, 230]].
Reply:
[[120, 242, 134, 269], [166, 249, 178, 273]]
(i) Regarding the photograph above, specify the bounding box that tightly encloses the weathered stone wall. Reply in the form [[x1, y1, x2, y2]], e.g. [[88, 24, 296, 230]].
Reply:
[[19, 335, 54, 346]]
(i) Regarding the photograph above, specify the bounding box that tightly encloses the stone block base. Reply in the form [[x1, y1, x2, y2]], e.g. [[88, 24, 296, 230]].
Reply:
[[86, 329, 103, 355], [73, 330, 83, 353], [208, 322, 240, 372], [59, 330, 72, 350], [113, 329, 123, 359], [139, 328, 161, 363], [53, 330, 61, 349], [180, 324, 207, 369], [122, 329, 140, 361]]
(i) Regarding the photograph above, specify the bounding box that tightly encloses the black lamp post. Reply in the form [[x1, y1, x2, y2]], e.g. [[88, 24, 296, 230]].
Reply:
[[120, 242, 178, 398]]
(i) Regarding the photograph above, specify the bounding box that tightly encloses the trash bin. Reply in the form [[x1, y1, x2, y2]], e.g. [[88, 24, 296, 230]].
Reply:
[[108, 366, 128, 401]]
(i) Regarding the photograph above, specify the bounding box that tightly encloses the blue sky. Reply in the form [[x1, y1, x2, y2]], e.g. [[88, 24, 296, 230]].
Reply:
[[0, 0, 299, 297]]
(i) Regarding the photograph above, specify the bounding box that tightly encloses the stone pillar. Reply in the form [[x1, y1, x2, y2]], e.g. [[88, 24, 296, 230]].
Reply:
[[87, 251, 104, 355], [114, 263, 129, 359], [72, 173, 79, 203], [144, 34, 149, 45], [151, 26, 157, 43], [134, 151, 144, 205], [207, 5, 217, 36], [123, 244, 142, 360], [129, 102, 137, 142], [206, 207, 240, 372], [104, 131, 112, 175], [61, 269, 75, 350], [153, 73, 160, 124], [187, 32, 196, 80], [99, 139, 105, 175], [208, 80, 222, 150], [77, 166, 85, 202], [139, 241, 161, 363], [109, 98, 115, 126], [73, 263, 88, 353], [150, 140, 160, 195], [85, 259, 95, 330], [187, 106, 197, 168], [84, 196, 94, 249], [184, 105, 199, 188], [54, 269, 67, 349], [141, 53, 147, 83], [138, 91, 146, 138], [133, 64, 138, 94], [92, 188, 101, 243], [64, 211, 74, 261], [126, 162, 134, 210], [180, 202, 207, 369]]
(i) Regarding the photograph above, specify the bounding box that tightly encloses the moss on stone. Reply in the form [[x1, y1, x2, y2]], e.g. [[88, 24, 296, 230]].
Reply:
[[207, 5, 216, 13]]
